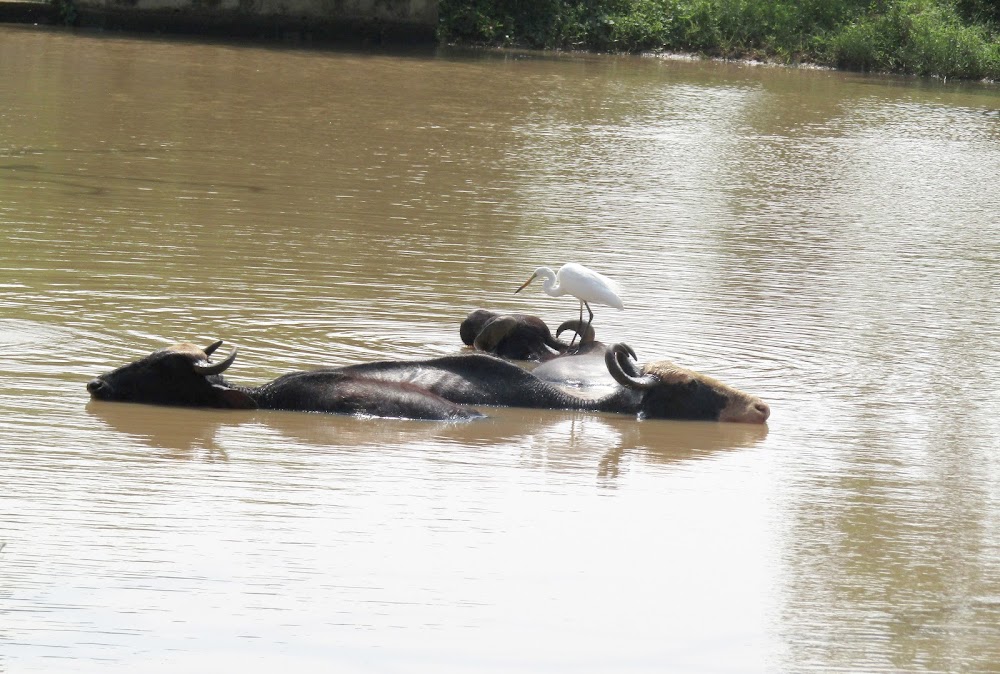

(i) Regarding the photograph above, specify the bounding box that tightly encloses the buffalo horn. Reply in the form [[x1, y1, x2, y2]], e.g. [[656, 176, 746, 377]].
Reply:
[[605, 343, 657, 390], [193, 348, 238, 376], [203, 340, 224, 357], [555, 319, 596, 345]]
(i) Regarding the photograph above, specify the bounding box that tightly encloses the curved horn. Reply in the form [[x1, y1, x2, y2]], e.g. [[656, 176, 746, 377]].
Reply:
[[556, 319, 596, 345], [473, 316, 518, 352], [193, 348, 238, 376], [605, 343, 656, 390], [203, 340, 224, 357], [616, 342, 643, 378]]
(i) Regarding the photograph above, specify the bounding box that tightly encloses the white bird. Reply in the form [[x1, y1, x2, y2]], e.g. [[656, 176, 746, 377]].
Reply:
[[515, 262, 624, 347]]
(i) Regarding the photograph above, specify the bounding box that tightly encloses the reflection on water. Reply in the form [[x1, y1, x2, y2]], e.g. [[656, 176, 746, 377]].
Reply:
[[84, 397, 769, 477], [2, 25, 1000, 673]]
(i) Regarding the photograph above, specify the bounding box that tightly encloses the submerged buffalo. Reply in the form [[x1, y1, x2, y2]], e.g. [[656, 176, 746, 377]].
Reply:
[[460, 309, 574, 361], [336, 342, 770, 423], [89, 340, 770, 424], [467, 313, 619, 388], [86, 341, 482, 421]]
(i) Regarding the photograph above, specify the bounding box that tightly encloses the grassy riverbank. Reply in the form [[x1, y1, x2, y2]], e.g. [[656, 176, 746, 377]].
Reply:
[[439, 0, 1000, 80]]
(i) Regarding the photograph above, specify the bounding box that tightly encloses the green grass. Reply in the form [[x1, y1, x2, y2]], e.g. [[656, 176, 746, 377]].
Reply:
[[828, 0, 1000, 79], [438, 0, 1000, 80]]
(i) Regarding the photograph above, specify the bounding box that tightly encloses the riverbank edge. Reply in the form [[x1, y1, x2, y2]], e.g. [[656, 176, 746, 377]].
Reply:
[[2, 1, 996, 84], [0, 1, 436, 45]]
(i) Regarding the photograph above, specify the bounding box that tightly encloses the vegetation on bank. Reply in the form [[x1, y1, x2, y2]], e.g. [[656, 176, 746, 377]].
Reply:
[[438, 0, 1000, 80]]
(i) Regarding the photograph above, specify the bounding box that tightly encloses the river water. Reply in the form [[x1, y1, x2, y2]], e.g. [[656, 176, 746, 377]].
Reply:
[[2, 25, 999, 673]]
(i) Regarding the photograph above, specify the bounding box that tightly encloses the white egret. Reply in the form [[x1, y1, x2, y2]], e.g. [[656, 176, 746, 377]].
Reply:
[[515, 262, 623, 346]]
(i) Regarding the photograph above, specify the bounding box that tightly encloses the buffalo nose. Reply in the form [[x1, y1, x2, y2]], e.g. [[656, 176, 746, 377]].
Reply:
[[86, 379, 106, 395], [755, 401, 770, 422]]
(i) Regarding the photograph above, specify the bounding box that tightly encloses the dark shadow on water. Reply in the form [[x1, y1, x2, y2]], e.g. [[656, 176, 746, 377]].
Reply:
[[86, 400, 240, 458], [597, 419, 769, 480], [0, 20, 440, 57], [0, 161, 265, 197]]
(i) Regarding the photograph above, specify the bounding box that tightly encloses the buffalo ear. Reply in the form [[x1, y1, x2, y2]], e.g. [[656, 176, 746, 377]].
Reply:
[[212, 384, 258, 409], [473, 316, 517, 352]]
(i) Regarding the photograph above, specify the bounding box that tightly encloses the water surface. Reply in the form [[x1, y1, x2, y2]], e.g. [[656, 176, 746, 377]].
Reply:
[[2, 26, 1000, 673]]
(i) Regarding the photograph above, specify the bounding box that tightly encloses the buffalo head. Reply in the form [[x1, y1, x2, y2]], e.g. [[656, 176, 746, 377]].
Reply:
[[460, 308, 567, 361], [604, 343, 770, 424], [87, 341, 256, 409]]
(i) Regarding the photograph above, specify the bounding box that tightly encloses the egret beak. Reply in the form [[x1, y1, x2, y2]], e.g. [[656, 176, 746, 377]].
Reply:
[[515, 273, 538, 294]]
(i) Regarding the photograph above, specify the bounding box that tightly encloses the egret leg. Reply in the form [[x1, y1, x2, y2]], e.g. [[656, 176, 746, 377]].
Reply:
[[568, 301, 584, 349], [581, 301, 595, 344]]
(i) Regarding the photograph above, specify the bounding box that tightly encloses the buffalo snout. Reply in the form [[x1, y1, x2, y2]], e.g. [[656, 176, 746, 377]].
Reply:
[[87, 378, 110, 398], [719, 396, 771, 424]]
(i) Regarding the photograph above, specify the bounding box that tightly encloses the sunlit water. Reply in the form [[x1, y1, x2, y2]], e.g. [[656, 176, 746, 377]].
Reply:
[[2, 25, 999, 673]]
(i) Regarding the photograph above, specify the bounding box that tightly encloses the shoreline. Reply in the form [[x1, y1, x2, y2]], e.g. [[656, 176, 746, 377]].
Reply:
[[2, 1, 997, 85]]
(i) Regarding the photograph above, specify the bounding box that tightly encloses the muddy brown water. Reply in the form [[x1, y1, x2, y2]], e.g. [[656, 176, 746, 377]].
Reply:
[[2, 25, 1000, 673]]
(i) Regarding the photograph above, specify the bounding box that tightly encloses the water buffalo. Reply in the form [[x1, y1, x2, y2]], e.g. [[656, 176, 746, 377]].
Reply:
[[601, 344, 770, 423], [338, 343, 770, 423], [460, 309, 572, 361], [86, 341, 483, 421], [90, 340, 770, 424]]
